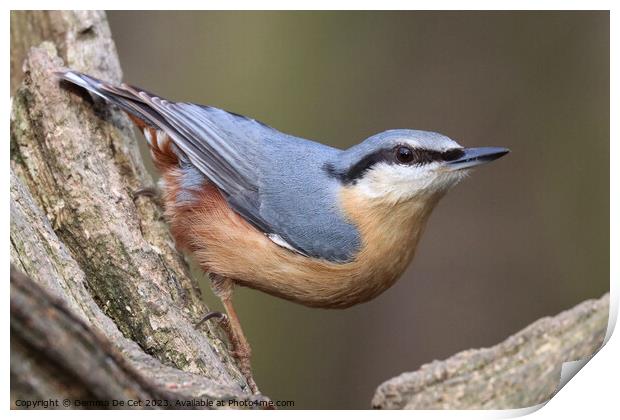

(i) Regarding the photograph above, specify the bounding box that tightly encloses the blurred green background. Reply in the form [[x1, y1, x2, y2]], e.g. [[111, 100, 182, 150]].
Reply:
[[107, 11, 609, 409]]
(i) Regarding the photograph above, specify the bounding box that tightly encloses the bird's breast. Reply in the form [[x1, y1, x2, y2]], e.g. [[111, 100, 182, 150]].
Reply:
[[164, 172, 438, 308]]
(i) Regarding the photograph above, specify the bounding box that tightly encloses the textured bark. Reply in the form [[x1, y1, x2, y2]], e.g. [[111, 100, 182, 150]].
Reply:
[[10, 266, 269, 409], [10, 10, 263, 408], [11, 11, 122, 96], [372, 293, 609, 409]]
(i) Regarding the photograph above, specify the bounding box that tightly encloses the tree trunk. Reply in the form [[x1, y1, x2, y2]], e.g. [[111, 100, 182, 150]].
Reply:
[[10, 10, 264, 409]]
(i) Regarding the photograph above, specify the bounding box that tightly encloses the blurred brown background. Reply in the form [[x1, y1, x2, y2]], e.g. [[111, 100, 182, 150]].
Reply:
[[107, 11, 609, 409]]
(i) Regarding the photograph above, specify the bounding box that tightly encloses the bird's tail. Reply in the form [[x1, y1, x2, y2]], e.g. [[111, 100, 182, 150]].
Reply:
[[56, 70, 112, 100], [56, 70, 163, 132], [56, 69, 181, 168]]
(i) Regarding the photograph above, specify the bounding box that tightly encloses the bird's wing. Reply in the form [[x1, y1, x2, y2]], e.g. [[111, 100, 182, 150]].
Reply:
[[58, 71, 282, 239], [58, 71, 360, 262], [60, 71, 262, 197]]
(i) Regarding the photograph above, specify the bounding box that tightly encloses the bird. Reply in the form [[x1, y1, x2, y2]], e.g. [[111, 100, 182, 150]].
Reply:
[[57, 69, 509, 394]]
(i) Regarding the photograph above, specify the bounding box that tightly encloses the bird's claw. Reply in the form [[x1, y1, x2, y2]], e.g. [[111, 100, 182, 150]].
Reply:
[[196, 311, 257, 393], [195, 310, 228, 328], [132, 186, 159, 200]]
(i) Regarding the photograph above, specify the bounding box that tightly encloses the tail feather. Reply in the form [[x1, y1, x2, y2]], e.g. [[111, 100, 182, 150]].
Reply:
[[57, 70, 181, 167], [56, 69, 265, 233], [56, 70, 162, 132]]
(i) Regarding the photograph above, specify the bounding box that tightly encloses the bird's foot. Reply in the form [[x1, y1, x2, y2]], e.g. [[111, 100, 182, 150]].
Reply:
[[230, 339, 257, 394], [195, 310, 228, 328], [195, 311, 258, 394]]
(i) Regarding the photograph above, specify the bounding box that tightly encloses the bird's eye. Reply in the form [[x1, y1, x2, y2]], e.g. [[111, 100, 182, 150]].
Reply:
[[395, 146, 414, 164]]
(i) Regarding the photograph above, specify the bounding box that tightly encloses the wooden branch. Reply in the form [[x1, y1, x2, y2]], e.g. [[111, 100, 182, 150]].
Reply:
[[10, 265, 270, 409], [11, 265, 160, 406], [372, 293, 609, 409], [10, 11, 122, 95], [10, 10, 262, 406]]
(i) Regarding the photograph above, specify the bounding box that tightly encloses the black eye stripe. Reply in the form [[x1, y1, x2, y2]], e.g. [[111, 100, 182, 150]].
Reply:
[[394, 146, 465, 165], [441, 148, 465, 162], [324, 147, 465, 184]]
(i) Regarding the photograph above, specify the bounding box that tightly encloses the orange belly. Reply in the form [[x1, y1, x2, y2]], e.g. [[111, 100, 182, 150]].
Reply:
[[136, 124, 439, 308], [160, 166, 438, 309]]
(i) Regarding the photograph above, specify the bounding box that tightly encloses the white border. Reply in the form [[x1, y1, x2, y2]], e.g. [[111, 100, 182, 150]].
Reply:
[[4, 2, 615, 418]]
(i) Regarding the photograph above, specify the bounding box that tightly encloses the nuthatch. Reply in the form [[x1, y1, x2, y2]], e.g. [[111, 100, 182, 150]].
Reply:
[[58, 70, 509, 393]]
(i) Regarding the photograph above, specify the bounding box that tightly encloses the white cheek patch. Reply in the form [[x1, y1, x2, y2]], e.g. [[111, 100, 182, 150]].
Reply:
[[354, 162, 463, 203]]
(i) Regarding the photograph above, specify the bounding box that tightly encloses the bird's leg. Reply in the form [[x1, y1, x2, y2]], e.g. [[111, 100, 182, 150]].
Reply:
[[210, 274, 258, 394]]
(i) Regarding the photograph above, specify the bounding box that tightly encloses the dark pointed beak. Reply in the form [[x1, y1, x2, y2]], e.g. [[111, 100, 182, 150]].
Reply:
[[447, 147, 510, 170]]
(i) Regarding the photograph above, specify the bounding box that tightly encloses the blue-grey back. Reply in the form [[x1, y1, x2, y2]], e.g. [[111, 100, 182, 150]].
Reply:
[[251, 131, 361, 262], [201, 108, 361, 261]]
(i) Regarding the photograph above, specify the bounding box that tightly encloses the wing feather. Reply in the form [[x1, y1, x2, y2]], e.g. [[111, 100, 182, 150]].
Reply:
[[56, 70, 357, 260], [60, 71, 261, 199]]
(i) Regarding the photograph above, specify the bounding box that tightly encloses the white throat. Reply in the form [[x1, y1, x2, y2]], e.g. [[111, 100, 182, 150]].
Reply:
[[354, 162, 467, 204]]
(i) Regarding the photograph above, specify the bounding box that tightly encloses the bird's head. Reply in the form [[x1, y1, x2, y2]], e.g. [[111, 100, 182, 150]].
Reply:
[[327, 129, 509, 205]]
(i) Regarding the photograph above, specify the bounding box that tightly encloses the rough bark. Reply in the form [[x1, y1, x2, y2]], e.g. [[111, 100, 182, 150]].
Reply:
[[372, 293, 609, 409], [11, 266, 253, 409], [10, 10, 263, 408], [10, 11, 121, 96]]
